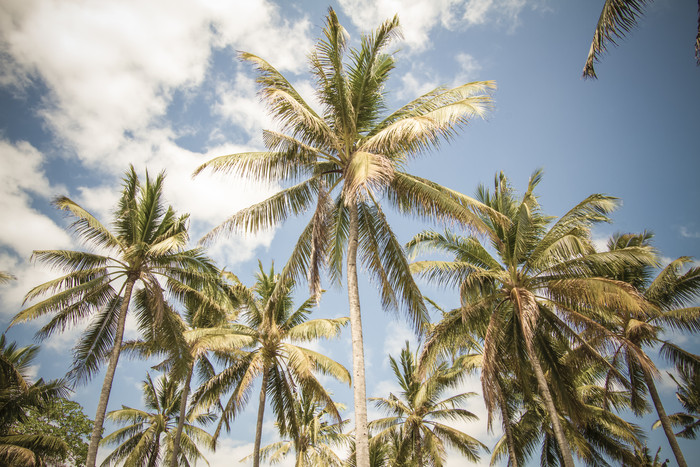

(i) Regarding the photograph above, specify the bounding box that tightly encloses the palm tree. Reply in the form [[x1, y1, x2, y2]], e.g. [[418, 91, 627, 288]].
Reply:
[[489, 346, 643, 466], [100, 372, 214, 466], [369, 341, 487, 466], [0, 335, 68, 466], [246, 390, 351, 466], [193, 262, 350, 467], [599, 231, 700, 467], [10, 166, 222, 467], [123, 275, 241, 467], [408, 170, 654, 467], [583, 0, 700, 78], [194, 10, 495, 465], [655, 366, 700, 439]]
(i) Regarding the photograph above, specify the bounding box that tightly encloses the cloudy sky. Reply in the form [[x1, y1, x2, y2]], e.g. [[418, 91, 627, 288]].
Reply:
[[1, 0, 699, 465]]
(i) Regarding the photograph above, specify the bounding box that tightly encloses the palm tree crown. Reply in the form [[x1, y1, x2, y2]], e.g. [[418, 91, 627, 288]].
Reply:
[[408, 170, 654, 467], [193, 262, 350, 467], [195, 10, 495, 465], [100, 372, 214, 466], [370, 341, 487, 466], [11, 165, 222, 467], [0, 335, 68, 466]]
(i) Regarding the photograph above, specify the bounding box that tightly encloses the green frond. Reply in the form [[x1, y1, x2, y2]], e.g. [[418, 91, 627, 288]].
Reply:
[[583, 0, 650, 78], [286, 317, 349, 342], [199, 177, 320, 245], [53, 196, 121, 251]]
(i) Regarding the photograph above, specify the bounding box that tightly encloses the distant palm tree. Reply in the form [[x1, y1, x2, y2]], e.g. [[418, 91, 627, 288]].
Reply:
[[193, 262, 350, 467], [370, 341, 487, 466], [583, 0, 700, 78], [100, 373, 214, 466], [408, 171, 653, 467], [0, 335, 68, 466], [194, 10, 495, 466], [11, 166, 222, 467], [600, 231, 700, 467], [656, 366, 700, 439], [246, 390, 351, 466], [490, 347, 642, 466]]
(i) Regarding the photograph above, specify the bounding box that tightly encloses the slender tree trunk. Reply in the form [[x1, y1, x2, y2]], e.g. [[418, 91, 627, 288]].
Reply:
[[169, 359, 195, 467], [253, 367, 270, 467], [643, 367, 688, 467], [494, 381, 518, 467], [148, 439, 160, 467], [415, 426, 423, 467], [86, 277, 136, 467], [513, 288, 575, 467], [347, 202, 370, 467], [522, 334, 575, 467]]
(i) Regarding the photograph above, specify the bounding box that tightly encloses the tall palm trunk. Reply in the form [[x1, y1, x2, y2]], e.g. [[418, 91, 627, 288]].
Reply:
[[253, 367, 270, 467], [514, 288, 575, 467], [494, 380, 518, 467], [347, 202, 370, 467], [642, 367, 688, 467], [169, 359, 194, 467], [522, 334, 575, 467], [147, 440, 160, 467], [415, 426, 423, 467], [86, 277, 136, 467]]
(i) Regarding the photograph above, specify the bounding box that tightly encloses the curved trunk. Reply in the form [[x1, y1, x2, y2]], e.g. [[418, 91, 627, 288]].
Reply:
[[523, 335, 575, 467], [347, 202, 370, 467], [643, 367, 688, 467], [494, 380, 518, 467], [513, 288, 575, 467], [169, 359, 195, 467], [253, 367, 270, 467], [86, 277, 136, 467]]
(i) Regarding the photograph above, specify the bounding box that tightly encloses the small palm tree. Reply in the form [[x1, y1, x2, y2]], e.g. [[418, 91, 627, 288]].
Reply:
[[193, 262, 350, 467], [601, 231, 700, 467], [0, 335, 68, 466], [100, 373, 214, 466], [656, 366, 700, 439], [194, 10, 496, 465], [10, 166, 222, 466], [408, 171, 654, 467], [370, 341, 487, 466], [246, 390, 351, 466], [583, 0, 700, 78]]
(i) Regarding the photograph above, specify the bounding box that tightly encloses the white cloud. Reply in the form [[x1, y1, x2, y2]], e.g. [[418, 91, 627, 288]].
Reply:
[[454, 52, 483, 83], [396, 52, 484, 101], [339, 0, 530, 52], [680, 226, 700, 239], [0, 0, 313, 168], [381, 319, 418, 365]]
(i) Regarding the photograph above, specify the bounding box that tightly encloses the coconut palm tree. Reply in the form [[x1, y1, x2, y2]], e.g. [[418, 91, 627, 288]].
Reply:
[[123, 275, 242, 467], [369, 341, 487, 466], [489, 344, 643, 467], [100, 372, 214, 466], [10, 166, 222, 467], [407, 170, 654, 467], [0, 335, 68, 466], [246, 390, 351, 466], [583, 0, 700, 78], [194, 10, 495, 465], [655, 366, 700, 439], [599, 231, 700, 467], [193, 262, 350, 467]]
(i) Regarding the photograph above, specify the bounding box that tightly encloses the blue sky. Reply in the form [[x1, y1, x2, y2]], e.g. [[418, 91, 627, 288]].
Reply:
[[1, 0, 699, 465]]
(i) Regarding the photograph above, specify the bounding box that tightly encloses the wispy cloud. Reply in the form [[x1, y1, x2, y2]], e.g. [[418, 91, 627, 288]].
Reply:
[[680, 226, 700, 239]]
